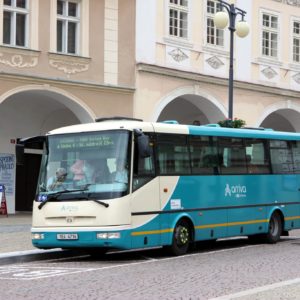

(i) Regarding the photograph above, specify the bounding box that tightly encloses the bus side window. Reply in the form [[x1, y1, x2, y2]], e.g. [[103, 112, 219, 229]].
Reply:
[[190, 136, 218, 175], [245, 139, 270, 174], [219, 137, 247, 174], [133, 135, 155, 191], [156, 134, 191, 175], [292, 141, 300, 173], [270, 140, 294, 174]]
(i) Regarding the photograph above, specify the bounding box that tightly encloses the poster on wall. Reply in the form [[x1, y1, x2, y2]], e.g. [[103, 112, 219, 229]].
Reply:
[[0, 154, 15, 196]]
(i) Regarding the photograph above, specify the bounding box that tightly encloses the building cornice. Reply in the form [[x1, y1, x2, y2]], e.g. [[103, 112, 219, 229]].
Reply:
[[0, 71, 135, 94], [137, 63, 300, 99]]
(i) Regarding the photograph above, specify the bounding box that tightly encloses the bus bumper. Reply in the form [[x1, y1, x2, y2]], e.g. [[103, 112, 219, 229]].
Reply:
[[31, 228, 132, 250]]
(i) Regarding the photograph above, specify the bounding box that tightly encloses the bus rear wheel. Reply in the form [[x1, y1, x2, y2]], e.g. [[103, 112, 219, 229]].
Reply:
[[263, 212, 282, 243], [170, 219, 192, 256]]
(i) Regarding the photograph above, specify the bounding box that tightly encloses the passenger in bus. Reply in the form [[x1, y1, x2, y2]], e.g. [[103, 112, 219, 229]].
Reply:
[[70, 159, 85, 183], [93, 159, 111, 183], [71, 159, 108, 184], [83, 159, 98, 183], [113, 159, 128, 184], [47, 167, 67, 191]]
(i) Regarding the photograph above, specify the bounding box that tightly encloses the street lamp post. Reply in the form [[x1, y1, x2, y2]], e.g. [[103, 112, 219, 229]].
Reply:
[[214, 0, 249, 120]]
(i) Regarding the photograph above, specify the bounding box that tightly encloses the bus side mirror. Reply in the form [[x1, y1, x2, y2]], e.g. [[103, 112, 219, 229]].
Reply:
[[134, 129, 151, 158], [16, 143, 25, 165]]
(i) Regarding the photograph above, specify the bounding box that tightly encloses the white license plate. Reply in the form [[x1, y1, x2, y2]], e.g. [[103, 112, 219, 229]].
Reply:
[[57, 233, 78, 240]]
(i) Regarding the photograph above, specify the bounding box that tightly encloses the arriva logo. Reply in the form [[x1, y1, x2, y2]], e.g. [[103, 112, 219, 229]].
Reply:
[[61, 205, 79, 212], [225, 184, 247, 198]]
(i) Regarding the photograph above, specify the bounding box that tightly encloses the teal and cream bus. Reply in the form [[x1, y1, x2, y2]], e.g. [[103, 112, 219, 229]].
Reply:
[[28, 117, 300, 255]]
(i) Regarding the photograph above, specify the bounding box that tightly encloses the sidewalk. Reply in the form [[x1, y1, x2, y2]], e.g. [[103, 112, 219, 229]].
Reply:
[[0, 212, 35, 254], [0, 213, 68, 265]]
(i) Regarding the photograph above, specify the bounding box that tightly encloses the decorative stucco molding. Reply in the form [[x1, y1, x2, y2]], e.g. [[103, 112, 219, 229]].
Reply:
[[261, 66, 278, 79], [206, 56, 224, 69], [0, 50, 38, 68], [293, 72, 300, 84], [168, 48, 188, 63], [49, 53, 90, 75], [272, 0, 300, 6]]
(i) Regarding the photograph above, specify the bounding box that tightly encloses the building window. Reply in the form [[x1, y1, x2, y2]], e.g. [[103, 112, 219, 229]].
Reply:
[[169, 0, 188, 39], [206, 0, 224, 46], [262, 13, 278, 58], [3, 0, 28, 47], [293, 21, 300, 63], [57, 0, 80, 54]]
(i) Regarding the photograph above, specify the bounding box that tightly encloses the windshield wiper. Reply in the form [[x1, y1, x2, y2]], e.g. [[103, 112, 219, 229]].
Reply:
[[38, 187, 89, 210], [92, 199, 109, 208]]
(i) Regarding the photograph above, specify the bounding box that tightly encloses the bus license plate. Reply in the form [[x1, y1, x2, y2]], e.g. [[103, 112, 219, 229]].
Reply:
[[57, 233, 78, 240]]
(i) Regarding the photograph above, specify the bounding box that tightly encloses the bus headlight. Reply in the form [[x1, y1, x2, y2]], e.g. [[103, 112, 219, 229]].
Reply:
[[96, 233, 108, 239], [32, 233, 44, 240], [108, 232, 121, 239], [96, 232, 120, 239]]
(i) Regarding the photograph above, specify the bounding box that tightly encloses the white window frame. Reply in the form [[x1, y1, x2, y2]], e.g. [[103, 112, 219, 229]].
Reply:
[[50, 0, 89, 57], [205, 0, 224, 48], [168, 0, 189, 40], [292, 18, 300, 63], [56, 0, 80, 55], [261, 11, 279, 59], [2, 0, 29, 47]]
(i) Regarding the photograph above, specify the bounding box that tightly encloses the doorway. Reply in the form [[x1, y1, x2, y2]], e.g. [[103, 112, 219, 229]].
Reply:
[[15, 152, 42, 211]]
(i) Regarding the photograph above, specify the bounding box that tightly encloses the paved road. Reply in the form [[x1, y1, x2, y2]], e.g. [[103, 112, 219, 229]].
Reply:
[[1, 232, 300, 300], [0, 214, 35, 254]]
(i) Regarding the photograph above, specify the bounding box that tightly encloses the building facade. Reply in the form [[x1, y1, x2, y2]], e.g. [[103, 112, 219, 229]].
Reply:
[[0, 0, 300, 213]]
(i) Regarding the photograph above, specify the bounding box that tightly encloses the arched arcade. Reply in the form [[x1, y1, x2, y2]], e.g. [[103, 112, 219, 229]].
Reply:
[[0, 85, 94, 213], [152, 86, 227, 125]]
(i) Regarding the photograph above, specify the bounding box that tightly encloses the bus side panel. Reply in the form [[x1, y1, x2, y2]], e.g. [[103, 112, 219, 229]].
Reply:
[[281, 174, 300, 230], [160, 176, 228, 243], [269, 175, 300, 230], [228, 207, 267, 236], [226, 175, 268, 237], [226, 174, 300, 236], [283, 204, 300, 230], [159, 176, 180, 246], [131, 177, 161, 248], [195, 209, 228, 241]]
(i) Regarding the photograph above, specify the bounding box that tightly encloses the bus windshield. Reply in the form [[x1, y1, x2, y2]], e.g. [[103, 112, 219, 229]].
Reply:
[[36, 130, 130, 201]]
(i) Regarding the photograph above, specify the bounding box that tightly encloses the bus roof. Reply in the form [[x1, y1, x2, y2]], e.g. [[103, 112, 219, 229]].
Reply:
[[47, 119, 300, 141]]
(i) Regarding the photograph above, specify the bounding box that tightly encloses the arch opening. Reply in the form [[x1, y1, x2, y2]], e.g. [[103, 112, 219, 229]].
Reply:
[[259, 108, 300, 132], [155, 93, 226, 126], [0, 87, 94, 213]]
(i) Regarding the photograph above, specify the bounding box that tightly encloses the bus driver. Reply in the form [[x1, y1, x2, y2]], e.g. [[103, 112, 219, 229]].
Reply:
[[47, 167, 67, 191]]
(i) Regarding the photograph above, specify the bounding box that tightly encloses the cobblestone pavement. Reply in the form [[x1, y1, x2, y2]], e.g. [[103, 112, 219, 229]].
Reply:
[[0, 236, 300, 300], [0, 213, 35, 254], [216, 283, 300, 300], [1, 214, 300, 299]]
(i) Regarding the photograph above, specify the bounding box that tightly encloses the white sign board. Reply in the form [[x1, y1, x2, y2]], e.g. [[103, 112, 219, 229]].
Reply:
[[0, 154, 15, 196]]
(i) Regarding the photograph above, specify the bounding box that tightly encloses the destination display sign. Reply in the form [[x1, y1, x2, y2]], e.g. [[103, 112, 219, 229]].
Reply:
[[52, 134, 114, 150]]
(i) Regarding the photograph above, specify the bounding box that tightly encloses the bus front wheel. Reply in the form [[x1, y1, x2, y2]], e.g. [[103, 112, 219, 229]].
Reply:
[[170, 219, 192, 256], [263, 212, 282, 243]]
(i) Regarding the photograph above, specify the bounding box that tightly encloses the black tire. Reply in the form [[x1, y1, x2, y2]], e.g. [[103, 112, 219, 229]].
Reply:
[[169, 219, 192, 256], [263, 212, 282, 243]]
